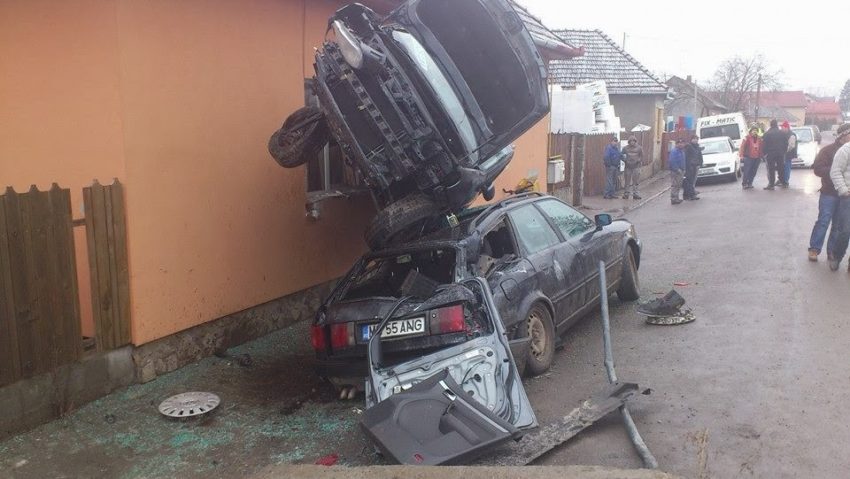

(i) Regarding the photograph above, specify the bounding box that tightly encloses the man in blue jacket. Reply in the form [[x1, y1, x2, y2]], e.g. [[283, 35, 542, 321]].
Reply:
[[669, 138, 687, 204], [603, 136, 622, 199]]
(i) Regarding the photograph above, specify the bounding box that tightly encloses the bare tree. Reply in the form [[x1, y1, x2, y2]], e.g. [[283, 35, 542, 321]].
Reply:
[[707, 55, 783, 114]]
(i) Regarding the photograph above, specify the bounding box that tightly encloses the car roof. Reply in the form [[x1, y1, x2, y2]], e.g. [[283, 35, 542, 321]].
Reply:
[[699, 136, 731, 142]]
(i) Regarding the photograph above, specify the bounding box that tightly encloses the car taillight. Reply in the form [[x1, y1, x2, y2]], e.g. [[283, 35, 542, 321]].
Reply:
[[310, 325, 327, 351], [330, 323, 355, 349], [432, 305, 466, 334]]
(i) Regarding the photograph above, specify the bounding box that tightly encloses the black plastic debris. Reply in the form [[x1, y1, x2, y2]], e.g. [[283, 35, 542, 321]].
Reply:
[[636, 290, 685, 316], [360, 370, 519, 465]]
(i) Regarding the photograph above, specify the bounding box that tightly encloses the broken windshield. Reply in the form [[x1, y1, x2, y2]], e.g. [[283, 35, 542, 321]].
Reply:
[[342, 248, 458, 301]]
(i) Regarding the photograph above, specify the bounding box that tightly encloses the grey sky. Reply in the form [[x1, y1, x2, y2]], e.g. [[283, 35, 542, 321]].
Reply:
[[519, 0, 848, 97]]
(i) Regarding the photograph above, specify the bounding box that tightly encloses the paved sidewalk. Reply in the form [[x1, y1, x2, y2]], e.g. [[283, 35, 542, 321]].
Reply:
[[580, 170, 670, 219]]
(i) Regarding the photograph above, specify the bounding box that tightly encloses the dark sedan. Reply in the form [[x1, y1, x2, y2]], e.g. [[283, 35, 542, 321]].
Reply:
[[311, 192, 642, 395]]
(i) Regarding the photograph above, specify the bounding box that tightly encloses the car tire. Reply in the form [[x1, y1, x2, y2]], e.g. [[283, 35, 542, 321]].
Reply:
[[365, 194, 440, 250], [522, 303, 555, 377], [617, 247, 640, 301], [268, 106, 328, 168]]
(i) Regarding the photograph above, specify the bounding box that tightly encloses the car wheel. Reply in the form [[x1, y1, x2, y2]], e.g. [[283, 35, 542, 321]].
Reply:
[[523, 303, 555, 377], [268, 106, 328, 168], [365, 194, 440, 250], [616, 247, 640, 301]]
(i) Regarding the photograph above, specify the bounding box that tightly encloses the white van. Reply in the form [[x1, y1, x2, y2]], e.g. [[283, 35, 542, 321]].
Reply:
[[696, 112, 748, 150]]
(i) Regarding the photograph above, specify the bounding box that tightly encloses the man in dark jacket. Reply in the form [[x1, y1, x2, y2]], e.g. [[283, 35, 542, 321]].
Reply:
[[603, 136, 622, 199], [810, 123, 850, 263], [683, 134, 703, 200], [781, 121, 796, 187], [761, 119, 789, 190]]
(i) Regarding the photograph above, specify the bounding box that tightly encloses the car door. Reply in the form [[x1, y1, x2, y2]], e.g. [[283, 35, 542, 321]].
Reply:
[[533, 198, 595, 328], [505, 204, 561, 318]]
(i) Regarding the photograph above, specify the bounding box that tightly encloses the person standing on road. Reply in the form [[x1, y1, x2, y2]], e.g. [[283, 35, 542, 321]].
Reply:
[[761, 119, 789, 190], [621, 135, 643, 200], [603, 136, 622, 199], [669, 139, 687, 205], [739, 126, 763, 189], [808, 124, 850, 262], [781, 121, 796, 188], [683, 135, 703, 200], [827, 137, 850, 271]]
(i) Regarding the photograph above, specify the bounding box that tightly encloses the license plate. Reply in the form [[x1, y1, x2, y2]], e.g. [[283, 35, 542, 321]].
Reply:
[[698, 168, 713, 175], [361, 317, 426, 341]]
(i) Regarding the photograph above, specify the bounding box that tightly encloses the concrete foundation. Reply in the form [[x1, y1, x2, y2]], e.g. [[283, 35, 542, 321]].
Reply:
[[260, 466, 680, 479], [0, 346, 135, 441], [0, 278, 335, 441]]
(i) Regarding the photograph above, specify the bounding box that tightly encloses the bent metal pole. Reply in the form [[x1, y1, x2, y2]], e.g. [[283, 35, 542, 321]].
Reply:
[[598, 260, 658, 469]]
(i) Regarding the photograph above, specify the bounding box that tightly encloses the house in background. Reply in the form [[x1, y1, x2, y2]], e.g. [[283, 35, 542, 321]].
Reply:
[[549, 29, 668, 164], [750, 90, 808, 127], [806, 98, 843, 129], [665, 75, 729, 124]]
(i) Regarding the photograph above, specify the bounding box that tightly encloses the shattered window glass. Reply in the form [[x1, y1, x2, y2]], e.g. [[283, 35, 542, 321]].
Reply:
[[536, 199, 593, 239], [508, 205, 559, 254]]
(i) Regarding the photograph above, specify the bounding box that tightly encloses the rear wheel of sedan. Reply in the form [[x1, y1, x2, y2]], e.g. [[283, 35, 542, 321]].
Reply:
[[268, 106, 328, 168], [617, 247, 640, 301], [365, 194, 440, 250], [523, 303, 555, 377]]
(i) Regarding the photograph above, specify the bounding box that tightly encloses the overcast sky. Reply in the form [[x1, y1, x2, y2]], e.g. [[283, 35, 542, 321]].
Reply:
[[519, 0, 848, 97]]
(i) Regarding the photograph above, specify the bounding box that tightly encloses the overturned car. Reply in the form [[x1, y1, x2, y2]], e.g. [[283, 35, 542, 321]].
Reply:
[[311, 193, 642, 395], [268, 0, 550, 249]]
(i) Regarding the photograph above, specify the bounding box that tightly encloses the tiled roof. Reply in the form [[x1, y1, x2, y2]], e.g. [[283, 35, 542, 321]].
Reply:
[[666, 75, 728, 110], [756, 91, 808, 108], [807, 100, 842, 116], [548, 29, 667, 95], [744, 104, 799, 123]]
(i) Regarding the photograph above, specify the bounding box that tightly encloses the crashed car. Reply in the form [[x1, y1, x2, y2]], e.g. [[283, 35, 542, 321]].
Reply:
[[268, 0, 549, 249], [311, 192, 642, 394], [360, 277, 536, 465]]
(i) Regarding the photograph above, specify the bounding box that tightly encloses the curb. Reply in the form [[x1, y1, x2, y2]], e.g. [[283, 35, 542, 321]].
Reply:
[[621, 183, 670, 218]]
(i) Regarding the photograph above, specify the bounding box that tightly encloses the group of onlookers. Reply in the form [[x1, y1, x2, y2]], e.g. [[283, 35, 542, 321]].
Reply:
[[603, 135, 644, 200], [667, 135, 704, 204], [738, 119, 798, 190]]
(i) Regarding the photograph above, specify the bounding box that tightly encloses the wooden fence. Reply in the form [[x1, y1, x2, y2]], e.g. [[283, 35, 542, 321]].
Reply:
[[84, 180, 131, 352], [660, 130, 695, 169], [550, 131, 662, 201], [0, 185, 81, 387]]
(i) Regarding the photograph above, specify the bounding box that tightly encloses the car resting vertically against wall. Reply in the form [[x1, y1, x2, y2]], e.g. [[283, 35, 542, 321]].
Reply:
[[268, 0, 549, 249]]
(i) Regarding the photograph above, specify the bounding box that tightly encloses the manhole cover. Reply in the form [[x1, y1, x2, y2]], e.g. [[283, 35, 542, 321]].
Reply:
[[159, 392, 220, 418]]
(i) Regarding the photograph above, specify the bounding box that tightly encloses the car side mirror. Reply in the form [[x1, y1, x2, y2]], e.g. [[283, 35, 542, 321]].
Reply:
[[595, 213, 612, 230]]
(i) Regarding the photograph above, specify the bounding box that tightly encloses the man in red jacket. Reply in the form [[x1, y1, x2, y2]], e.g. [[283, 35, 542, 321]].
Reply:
[[739, 126, 763, 189], [809, 123, 850, 263]]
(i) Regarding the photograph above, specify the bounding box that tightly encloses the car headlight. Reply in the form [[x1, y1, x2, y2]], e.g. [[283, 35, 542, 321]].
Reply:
[[332, 20, 364, 69]]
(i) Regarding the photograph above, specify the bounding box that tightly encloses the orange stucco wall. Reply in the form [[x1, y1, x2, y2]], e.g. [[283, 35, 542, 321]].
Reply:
[[477, 116, 550, 205], [1, 0, 548, 346]]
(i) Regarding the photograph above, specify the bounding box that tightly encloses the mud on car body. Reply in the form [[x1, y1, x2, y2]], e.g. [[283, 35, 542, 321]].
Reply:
[[268, 0, 549, 249], [311, 193, 642, 393]]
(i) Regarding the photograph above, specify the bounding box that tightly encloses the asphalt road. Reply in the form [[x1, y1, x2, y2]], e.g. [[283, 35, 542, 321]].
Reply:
[[523, 153, 850, 477]]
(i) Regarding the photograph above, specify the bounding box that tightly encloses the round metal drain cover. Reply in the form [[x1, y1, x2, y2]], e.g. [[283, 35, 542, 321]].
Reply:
[[159, 392, 220, 418]]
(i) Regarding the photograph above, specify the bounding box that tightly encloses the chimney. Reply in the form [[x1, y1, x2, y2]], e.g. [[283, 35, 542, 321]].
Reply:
[[686, 75, 692, 83]]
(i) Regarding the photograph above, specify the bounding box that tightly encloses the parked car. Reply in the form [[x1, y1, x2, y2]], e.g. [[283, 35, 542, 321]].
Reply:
[[268, 0, 550, 249], [311, 192, 642, 394], [791, 126, 821, 168], [696, 136, 740, 182]]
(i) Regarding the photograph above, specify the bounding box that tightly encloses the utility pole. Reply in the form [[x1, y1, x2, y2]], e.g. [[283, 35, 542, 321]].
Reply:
[[754, 73, 762, 125], [622, 33, 626, 50]]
